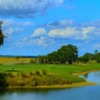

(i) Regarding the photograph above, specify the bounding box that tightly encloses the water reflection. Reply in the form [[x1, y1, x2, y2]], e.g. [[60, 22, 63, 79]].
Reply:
[[83, 71, 100, 83], [0, 86, 100, 100]]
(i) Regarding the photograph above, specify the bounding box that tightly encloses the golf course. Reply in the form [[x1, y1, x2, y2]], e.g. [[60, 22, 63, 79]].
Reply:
[[0, 59, 100, 89]]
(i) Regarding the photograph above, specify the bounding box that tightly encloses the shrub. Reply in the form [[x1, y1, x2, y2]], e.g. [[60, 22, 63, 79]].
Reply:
[[7, 72, 18, 78], [30, 72, 35, 75], [30, 59, 35, 64], [0, 73, 8, 88], [42, 69, 47, 75], [35, 70, 41, 76], [21, 72, 30, 78]]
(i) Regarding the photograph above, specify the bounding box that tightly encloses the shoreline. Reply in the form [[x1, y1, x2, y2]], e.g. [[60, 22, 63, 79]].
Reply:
[[5, 82, 96, 90], [32, 82, 96, 89], [1, 70, 99, 90], [71, 70, 99, 76]]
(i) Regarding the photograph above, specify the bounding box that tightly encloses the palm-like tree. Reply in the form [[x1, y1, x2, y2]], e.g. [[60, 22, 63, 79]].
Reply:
[[0, 21, 4, 46]]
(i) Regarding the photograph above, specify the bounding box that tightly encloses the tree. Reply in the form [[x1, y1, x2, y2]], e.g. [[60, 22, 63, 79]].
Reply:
[[37, 55, 48, 64], [57, 44, 78, 64], [37, 44, 78, 64], [78, 56, 89, 63], [94, 50, 99, 60], [47, 51, 59, 64], [83, 53, 94, 60], [95, 53, 100, 63], [94, 50, 99, 55], [77, 53, 94, 63], [0, 21, 4, 46], [15, 56, 20, 63]]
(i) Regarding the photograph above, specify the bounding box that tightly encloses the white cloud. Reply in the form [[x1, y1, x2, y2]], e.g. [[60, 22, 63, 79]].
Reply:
[[2, 19, 34, 38], [48, 27, 77, 38], [4, 27, 24, 35], [3, 19, 34, 27], [19, 25, 96, 48], [31, 28, 46, 37], [48, 26, 96, 40], [4, 27, 14, 35], [81, 26, 95, 39], [94, 44, 100, 49], [3, 19, 100, 49], [0, 0, 63, 18], [16, 36, 55, 48]]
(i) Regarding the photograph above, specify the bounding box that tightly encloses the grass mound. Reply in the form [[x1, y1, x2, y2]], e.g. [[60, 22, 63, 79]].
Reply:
[[0, 70, 85, 89]]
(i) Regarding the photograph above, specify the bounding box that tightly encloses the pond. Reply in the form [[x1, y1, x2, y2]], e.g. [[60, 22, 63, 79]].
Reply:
[[0, 71, 100, 100], [82, 71, 100, 83]]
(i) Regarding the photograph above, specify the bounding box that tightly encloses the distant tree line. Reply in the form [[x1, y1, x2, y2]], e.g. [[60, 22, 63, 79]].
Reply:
[[78, 50, 100, 63], [35, 44, 100, 65], [37, 44, 78, 64]]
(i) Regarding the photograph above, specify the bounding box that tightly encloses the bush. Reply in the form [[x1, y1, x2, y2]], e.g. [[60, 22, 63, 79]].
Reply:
[[30, 59, 35, 64], [0, 71, 86, 89], [42, 69, 47, 75], [0, 73, 8, 88], [35, 70, 41, 76], [6, 72, 18, 78], [21, 72, 30, 78]]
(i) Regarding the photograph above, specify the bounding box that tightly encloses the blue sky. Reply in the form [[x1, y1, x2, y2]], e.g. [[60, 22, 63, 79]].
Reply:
[[0, 0, 100, 56]]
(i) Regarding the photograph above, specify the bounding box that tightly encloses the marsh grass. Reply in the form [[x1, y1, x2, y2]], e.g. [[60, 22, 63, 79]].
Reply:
[[0, 70, 85, 89]]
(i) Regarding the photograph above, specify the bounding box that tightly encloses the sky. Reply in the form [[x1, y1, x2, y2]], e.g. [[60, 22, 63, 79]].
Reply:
[[0, 0, 100, 56]]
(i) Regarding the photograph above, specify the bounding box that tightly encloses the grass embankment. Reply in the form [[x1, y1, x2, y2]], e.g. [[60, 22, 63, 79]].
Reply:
[[0, 63, 100, 89], [0, 70, 85, 89]]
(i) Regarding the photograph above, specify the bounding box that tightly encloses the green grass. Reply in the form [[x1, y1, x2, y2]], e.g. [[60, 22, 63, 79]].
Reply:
[[0, 63, 100, 75], [0, 63, 100, 89]]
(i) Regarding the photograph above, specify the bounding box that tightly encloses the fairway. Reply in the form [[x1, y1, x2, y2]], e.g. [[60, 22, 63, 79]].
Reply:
[[0, 64, 100, 76]]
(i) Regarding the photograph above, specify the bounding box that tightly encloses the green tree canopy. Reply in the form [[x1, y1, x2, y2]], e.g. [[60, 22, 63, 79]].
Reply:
[[37, 44, 78, 64], [0, 21, 4, 46], [57, 44, 78, 64]]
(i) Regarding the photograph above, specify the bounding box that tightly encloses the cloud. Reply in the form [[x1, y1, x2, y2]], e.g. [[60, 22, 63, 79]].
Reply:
[[0, 0, 63, 18], [2, 19, 34, 35], [76, 26, 96, 40], [44, 19, 74, 28], [16, 20, 98, 48], [4, 27, 24, 35], [3, 19, 34, 27], [31, 28, 46, 37], [48, 27, 77, 38], [40, 20, 98, 40], [48, 26, 96, 40], [1, 19, 35, 43], [94, 44, 100, 49], [3, 19, 100, 50], [16, 36, 55, 48]]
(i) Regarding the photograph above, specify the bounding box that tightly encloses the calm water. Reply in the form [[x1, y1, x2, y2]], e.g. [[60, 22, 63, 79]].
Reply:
[[0, 71, 100, 100]]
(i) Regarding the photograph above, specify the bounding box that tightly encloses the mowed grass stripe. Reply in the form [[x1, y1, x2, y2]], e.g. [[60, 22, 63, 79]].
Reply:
[[0, 64, 100, 75]]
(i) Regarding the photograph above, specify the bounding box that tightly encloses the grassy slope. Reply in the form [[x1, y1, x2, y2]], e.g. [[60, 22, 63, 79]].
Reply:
[[0, 63, 100, 89], [0, 64, 100, 74]]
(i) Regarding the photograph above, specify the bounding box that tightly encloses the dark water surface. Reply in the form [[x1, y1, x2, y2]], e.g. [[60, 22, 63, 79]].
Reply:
[[0, 71, 100, 100]]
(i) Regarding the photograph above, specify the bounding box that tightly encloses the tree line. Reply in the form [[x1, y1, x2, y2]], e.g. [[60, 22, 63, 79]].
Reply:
[[37, 44, 78, 64], [35, 44, 100, 64]]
